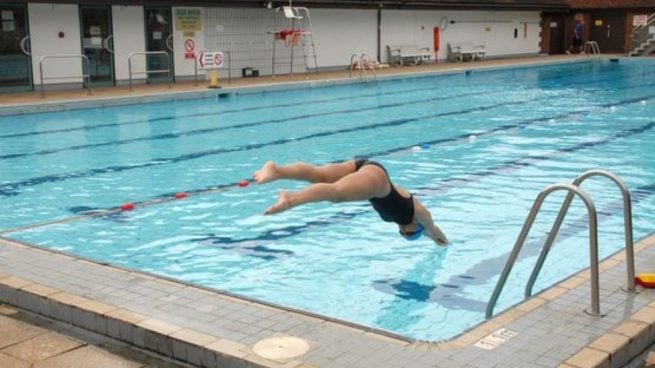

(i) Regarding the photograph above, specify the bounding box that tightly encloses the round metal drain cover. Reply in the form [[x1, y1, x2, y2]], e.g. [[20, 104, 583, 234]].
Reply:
[[252, 335, 310, 361]]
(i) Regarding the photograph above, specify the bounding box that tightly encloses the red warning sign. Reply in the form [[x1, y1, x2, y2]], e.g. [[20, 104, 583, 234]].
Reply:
[[184, 38, 195, 52]]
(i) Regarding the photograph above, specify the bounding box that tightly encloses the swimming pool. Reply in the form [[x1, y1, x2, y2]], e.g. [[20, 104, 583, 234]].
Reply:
[[1, 59, 654, 341]]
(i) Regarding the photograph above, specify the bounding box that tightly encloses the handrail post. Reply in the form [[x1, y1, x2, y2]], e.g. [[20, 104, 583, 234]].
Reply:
[[39, 58, 45, 98], [128, 53, 133, 91], [81, 55, 92, 95], [486, 191, 547, 319], [194, 51, 198, 86], [166, 52, 172, 89]]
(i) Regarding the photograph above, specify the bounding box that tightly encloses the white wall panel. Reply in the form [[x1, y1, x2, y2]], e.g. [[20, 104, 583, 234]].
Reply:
[[28, 3, 81, 84], [310, 8, 378, 68], [112, 5, 146, 82], [381, 10, 541, 62]]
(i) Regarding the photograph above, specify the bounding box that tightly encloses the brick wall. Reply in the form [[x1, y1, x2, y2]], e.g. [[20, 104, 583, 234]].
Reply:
[[567, 0, 655, 9]]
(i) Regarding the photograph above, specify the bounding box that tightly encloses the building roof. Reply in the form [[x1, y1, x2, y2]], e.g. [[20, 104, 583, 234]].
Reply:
[[25, 0, 570, 10]]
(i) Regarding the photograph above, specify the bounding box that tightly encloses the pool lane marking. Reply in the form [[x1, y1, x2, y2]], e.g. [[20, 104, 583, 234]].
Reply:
[[0, 86, 535, 160], [0, 179, 246, 235], [0, 63, 598, 140], [0, 68, 642, 161], [1, 101, 652, 236], [0, 93, 581, 196], [2, 85, 653, 199]]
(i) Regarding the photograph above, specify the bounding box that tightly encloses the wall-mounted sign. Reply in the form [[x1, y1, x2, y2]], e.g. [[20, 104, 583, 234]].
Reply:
[[197, 51, 224, 69], [175, 8, 201, 31], [633, 14, 648, 26], [89, 26, 101, 36], [184, 38, 196, 60], [153, 31, 162, 40]]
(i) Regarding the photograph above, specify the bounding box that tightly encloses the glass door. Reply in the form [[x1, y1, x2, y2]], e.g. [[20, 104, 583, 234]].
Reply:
[[0, 4, 32, 92], [80, 5, 114, 86], [144, 7, 174, 83]]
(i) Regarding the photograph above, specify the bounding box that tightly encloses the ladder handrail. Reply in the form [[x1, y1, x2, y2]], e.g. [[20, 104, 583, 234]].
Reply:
[[584, 41, 600, 57], [349, 53, 377, 82], [525, 169, 635, 297], [486, 183, 600, 319], [349, 53, 360, 78], [128, 51, 172, 91], [360, 53, 377, 81], [39, 54, 92, 98]]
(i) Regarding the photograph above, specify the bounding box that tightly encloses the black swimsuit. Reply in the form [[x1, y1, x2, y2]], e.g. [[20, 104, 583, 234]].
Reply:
[[355, 158, 415, 225]]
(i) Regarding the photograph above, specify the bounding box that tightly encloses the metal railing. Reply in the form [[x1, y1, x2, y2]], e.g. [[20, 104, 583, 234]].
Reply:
[[193, 50, 232, 85], [584, 41, 601, 56], [349, 53, 377, 81], [630, 13, 655, 56], [39, 54, 91, 98], [525, 170, 635, 296], [128, 51, 172, 91], [486, 169, 635, 319]]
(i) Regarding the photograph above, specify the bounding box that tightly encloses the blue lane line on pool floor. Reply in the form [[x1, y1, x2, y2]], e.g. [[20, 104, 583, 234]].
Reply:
[[1, 84, 652, 199], [0, 92, 588, 196], [0, 62, 597, 140], [0, 68, 634, 160]]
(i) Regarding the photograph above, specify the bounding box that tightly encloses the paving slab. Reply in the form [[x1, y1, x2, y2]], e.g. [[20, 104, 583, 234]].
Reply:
[[2, 332, 84, 362]]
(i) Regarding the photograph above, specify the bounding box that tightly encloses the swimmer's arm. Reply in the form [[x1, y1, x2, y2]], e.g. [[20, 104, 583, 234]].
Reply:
[[414, 200, 448, 246]]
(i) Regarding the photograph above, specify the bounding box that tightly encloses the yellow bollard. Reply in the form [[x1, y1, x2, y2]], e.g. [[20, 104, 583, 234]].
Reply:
[[208, 70, 221, 89]]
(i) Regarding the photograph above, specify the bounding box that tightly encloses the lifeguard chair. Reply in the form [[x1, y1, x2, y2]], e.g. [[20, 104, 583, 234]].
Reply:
[[271, 4, 318, 77]]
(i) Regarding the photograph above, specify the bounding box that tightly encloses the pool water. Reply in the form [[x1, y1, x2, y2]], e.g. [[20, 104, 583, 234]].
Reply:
[[1, 59, 654, 341]]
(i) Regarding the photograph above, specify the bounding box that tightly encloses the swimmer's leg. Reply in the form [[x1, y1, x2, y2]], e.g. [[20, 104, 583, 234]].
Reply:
[[254, 160, 357, 184], [264, 164, 389, 214]]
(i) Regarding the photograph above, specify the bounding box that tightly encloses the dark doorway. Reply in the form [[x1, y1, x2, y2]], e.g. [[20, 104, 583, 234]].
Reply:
[[80, 5, 114, 86], [144, 7, 174, 83], [547, 17, 566, 54], [589, 11, 626, 53], [0, 4, 32, 92]]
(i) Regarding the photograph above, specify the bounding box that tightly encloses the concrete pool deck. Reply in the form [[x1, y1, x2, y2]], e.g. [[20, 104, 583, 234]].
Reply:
[[1, 234, 655, 368], [1, 55, 654, 367]]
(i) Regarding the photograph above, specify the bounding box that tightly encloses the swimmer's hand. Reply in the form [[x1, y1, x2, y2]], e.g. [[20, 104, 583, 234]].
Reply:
[[253, 161, 280, 184], [426, 225, 448, 247]]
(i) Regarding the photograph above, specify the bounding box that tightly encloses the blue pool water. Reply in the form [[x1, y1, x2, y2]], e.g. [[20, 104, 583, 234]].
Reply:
[[1, 59, 654, 341]]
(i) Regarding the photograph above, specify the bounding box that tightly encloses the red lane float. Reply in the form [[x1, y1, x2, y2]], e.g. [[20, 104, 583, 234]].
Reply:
[[238, 180, 249, 187], [174, 192, 188, 199], [120, 203, 135, 211]]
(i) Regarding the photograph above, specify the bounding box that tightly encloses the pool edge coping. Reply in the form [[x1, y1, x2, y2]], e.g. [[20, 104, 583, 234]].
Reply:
[[1, 233, 654, 368], [0, 56, 597, 117]]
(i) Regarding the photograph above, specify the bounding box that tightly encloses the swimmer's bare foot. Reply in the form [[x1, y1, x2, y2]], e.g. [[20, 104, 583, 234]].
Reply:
[[264, 190, 293, 215], [253, 161, 280, 184]]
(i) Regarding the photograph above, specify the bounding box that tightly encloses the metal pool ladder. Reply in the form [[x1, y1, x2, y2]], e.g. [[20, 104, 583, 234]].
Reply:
[[486, 169, 636, 319], [349, 53, 377, 82]]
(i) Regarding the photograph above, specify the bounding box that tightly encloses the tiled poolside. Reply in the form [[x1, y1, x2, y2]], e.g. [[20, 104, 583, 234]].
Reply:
[[1, 55, 654, 368]]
